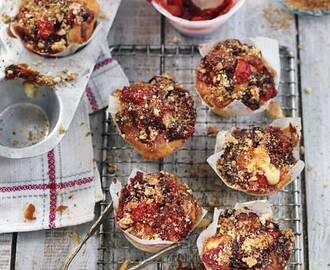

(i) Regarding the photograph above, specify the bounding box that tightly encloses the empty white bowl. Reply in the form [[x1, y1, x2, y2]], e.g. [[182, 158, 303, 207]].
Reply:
[[151, 0, 246, 36]]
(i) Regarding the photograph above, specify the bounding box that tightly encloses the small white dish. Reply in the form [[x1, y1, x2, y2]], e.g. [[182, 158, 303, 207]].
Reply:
[[151, 0, 246, 36]]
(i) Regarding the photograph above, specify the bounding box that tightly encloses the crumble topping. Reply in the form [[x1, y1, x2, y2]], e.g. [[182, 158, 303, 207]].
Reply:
[[196, 39, 277, 111], [202, 209, 295, 270], [5, 64, 57, 86], [56, 204, 68, 213], [216, 124, 299, 194], [115, 75, 196, 145], [5, 64, 77, 87], [1, 14, 11, 24], [24, 203, 36, 221], [265, 100, 285, 120], [116, 171, 202, 242], [11, 0, 97, 54]]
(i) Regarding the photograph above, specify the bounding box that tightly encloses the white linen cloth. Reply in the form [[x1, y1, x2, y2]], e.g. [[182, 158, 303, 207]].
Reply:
[[0, 51, 129, 233]]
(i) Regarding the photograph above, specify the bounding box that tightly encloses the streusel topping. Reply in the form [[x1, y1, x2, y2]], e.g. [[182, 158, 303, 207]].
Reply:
[[116, 171, 202, 241], [115, 75, 196, 145], [196, 39, 277, 110], [216, 125, 299, 194], [202, 209, 295, 270], [12, 0, 96, 54]]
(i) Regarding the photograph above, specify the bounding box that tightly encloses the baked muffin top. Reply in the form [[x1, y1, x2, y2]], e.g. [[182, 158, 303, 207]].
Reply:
[[196, 39, 277, 111], [114, 75, 196, 145], [11, 0, 98, 54], [202, 209, 295, 270], [116, 171, 202, 242], [216, 124, 299, 194]]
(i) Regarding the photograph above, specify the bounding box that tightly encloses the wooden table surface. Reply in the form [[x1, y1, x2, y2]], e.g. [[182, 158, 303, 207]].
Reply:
[[1, 1, 330, 269]]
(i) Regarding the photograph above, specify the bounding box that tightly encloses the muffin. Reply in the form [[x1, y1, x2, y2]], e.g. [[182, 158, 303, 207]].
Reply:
[[196, 39, 278, 116], [10, 0, 100, 56], [197, 201, 295, 270], [110, 170, 205, 252], [207, 118, 304, 195], [110, 75, 196, 160]]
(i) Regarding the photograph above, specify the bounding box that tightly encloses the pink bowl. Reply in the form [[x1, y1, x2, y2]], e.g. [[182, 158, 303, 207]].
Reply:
[[151, 0, 246, 36]]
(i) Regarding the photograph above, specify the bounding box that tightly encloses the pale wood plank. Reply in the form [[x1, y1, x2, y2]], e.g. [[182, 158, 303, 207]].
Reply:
[[108, 0, 161, 45], [0, 234, 12, 270], [15, 223, 98, 270], [164, 0, 297, 49], [90, 111, 106, 163], [298, 15, 330, 270]]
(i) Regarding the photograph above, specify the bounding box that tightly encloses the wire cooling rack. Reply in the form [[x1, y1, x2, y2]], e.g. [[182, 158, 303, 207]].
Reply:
[[97, 45, 306, 269]]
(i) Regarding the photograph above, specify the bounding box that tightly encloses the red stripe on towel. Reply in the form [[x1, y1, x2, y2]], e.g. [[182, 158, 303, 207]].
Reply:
[[0, 177, 94, 193], [47, 149, 57, 229], [93, 57, 113, 71], [85, 85, 99, 112]]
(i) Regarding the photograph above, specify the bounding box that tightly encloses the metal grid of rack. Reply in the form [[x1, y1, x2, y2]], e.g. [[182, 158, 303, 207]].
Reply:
[[97, 45, 305, 269]]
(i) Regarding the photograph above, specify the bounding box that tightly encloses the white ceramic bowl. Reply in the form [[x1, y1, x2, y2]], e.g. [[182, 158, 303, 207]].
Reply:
[[151, 0, 246, 36]]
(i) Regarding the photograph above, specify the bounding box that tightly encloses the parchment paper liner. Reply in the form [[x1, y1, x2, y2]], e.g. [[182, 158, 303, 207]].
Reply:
[[108, 95, 142, 156], [108, 95, 121, 115], [196, 200, 273, 270], [207, 118, 305, 196], [197, 37, 281, 117], [110, 169, 207, 253]]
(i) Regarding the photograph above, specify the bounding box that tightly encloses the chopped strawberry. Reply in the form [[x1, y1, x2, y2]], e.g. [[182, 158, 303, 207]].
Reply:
[[121, 87, 150, 104], [269, 229, 280, 239], [234, 59, 251, 84], [257, 174, 268, 189], [191, 16, 205, 21], [165, 180, 178, 192], [202, 245, 230, 270], [167, 0, 183, 5], [164, 4, 183, 17], [36, 19, 54, 40], [132, 202, 157, 222], [152, 0, 235, 20], [260, 85, 277, 102], [219, 0, 235, 15], [246, 55, 264, 71]]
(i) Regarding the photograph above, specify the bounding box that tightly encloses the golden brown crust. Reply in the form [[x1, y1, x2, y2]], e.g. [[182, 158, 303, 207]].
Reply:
[[113, 75, 196, 160], [113, 123, 185, 160], [116, 171, 202, 242], [67, 0, 99, 44], [201, 209, 295, 270], [11, 0, 99, 55], [195, 39, 277, 114], [196, 79, 225, 115]]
